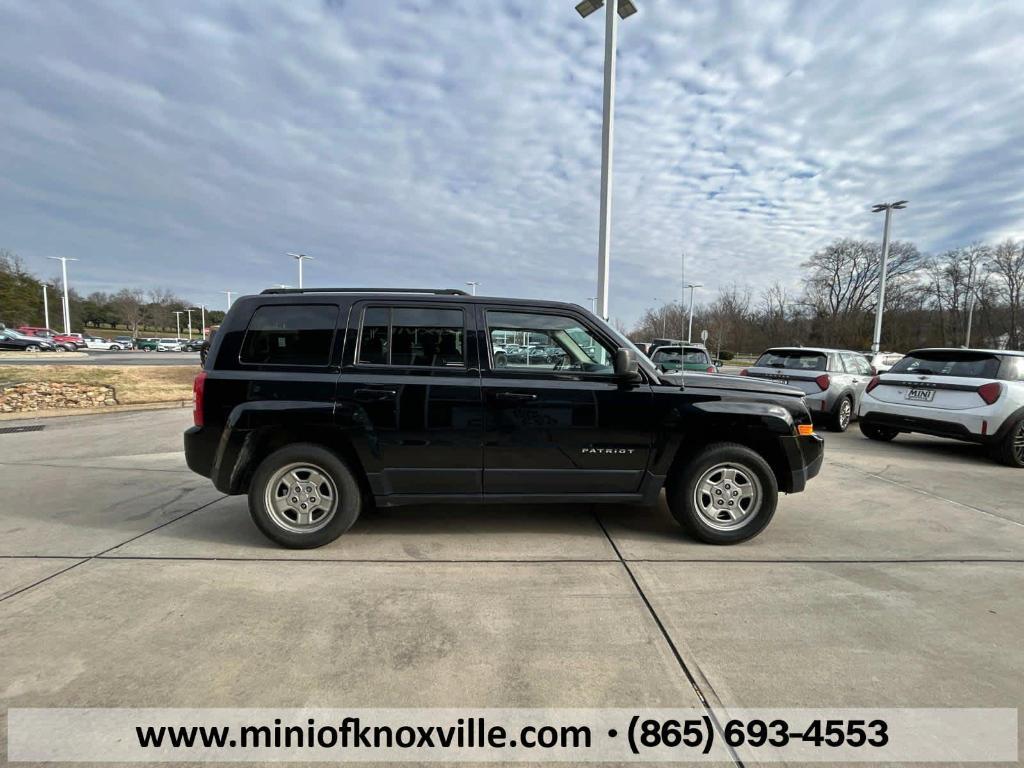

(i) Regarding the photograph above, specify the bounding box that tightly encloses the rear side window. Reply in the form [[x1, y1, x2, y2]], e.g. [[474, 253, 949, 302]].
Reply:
[[357, 306, 465, 367], [652, 347, 710, 365], [889, 351, 1001, 379], [239, 304, 338, 366], [755, 350, 827, 371]]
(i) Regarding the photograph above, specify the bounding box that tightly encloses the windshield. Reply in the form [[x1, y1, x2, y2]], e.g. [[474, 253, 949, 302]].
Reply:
[[755, 349, 827, 371], [889, 351, 1001, 378]]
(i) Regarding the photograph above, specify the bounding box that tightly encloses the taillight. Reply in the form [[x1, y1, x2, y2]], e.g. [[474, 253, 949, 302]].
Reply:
[[977, 382, 1002, 405], [706, 366, 716, 374], [814, 374, 831, 391], [739, 368, 748, 376], [866, 375, 880, 393], [193, 371, 207, 426]]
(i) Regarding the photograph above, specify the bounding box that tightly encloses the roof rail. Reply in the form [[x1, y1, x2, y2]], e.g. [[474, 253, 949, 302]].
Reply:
[[259, 287, 470, 296]]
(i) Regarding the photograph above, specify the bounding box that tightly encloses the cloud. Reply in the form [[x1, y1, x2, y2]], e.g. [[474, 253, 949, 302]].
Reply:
[[1, 0, 1022, 326]]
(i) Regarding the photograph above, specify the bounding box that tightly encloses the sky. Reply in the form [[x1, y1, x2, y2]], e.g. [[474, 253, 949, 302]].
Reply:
[[2, 0, 1023, 327]]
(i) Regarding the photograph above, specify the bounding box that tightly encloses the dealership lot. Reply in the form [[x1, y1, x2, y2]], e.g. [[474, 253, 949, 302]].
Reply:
[[1, 409, 1022, 753]]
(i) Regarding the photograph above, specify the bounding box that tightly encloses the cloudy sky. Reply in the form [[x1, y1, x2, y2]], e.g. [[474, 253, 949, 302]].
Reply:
[[2, 0, 1023, 326]]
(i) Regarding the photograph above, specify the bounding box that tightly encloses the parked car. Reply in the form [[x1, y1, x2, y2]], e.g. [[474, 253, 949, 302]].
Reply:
[[185, 288, 824, 549], [16, 326, 85, 349], [81, 335, 126, 350], [864, 351, 903, 373], [114, 336, 135, 349], [157, 338, 185, 352], [651, 344, 717, 373], [182, 338, 204, 352], [858, 348, 1024, 467], [1, 328, 57, 352], [741, 346, 874, 432], [136, 338, 160, 351]]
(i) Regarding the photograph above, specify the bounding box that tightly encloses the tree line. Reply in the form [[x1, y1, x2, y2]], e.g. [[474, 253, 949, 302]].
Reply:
[[0, 249, 225, 336], [630, 238, 1024, 357]]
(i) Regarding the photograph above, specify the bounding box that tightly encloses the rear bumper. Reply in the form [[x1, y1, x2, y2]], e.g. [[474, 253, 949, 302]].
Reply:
[[184, 426, 217, 477], [858, 398, 1002, 443], [859, 410, 989, 444], [779, 433, 824, 493]]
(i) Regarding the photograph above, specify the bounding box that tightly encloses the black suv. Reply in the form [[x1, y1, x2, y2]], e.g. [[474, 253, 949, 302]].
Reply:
[[185, 288, 824, 548]]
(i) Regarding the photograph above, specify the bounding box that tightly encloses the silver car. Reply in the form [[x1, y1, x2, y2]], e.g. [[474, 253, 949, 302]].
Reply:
[[742, 347, 873, 432]]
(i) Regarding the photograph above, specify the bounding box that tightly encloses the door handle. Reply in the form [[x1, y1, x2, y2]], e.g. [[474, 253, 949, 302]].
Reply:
[[494, 391, 537, 402], [354, 388, 397, 402]]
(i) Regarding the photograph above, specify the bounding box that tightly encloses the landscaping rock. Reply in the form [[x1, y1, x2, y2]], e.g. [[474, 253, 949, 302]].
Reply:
[[0, 382, 119, 412]]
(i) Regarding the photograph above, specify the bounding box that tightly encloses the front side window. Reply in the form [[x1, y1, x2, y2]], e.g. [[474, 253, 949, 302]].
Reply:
[[842, 353, 872, 375], [239, 304, 338, 366], [487, 311, 613, 373], [357, 306, 465, 367]]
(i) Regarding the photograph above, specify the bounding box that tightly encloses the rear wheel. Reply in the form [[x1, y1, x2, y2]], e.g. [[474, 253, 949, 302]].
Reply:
[[110, 344, 121, 350], [26, 344, 40, 352], [666, 443, 778, 544], [860, 421, 899, 442], [828, 396, 853, 432], [248, 443, 362, 548], [991, 418, 1024, 468]]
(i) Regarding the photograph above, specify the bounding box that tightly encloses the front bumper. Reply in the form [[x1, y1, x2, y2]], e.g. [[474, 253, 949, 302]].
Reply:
[[779, 433, 825, 493]]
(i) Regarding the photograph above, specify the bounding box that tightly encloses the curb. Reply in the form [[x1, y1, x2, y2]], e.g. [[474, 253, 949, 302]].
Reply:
[[0, 352, 90, 361], [0, 400, 192, 422]]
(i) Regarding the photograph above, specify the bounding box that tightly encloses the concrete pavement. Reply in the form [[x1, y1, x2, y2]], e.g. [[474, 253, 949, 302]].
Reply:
[[1, 409, 1022, 765]]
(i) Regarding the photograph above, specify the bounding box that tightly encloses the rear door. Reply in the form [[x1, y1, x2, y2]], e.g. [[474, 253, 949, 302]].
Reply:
[[478, 305, 654, 495], [336, 302, 483, 497], [839, 352, 872, 407], [871, 351, 1004, 410]]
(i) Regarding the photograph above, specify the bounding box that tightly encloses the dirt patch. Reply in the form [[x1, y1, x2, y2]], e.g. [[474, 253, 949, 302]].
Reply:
[[0, 365, 197, 407]]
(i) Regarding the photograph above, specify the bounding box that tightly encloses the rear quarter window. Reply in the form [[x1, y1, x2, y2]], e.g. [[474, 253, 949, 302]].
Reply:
[[239, 304, 339, 366]]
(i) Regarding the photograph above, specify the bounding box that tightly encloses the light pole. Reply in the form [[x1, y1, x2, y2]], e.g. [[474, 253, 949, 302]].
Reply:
[[686, 283, 702, 342], [588, 297, 598, 314], [219, 290, 234, 311], [42, 284, 50, 329], [576, 0, 638, 321], [173, 310, 184, 341], [47, 256, 78, 335], [465, 281, 479, 296], [184, 308, 198, 340], [870, 200, 908, 353], [194, 305, 206, 336], [287, 253, 313, 289]]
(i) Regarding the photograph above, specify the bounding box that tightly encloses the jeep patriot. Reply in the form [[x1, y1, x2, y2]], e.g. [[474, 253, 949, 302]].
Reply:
[[184, 288, 824, 548]]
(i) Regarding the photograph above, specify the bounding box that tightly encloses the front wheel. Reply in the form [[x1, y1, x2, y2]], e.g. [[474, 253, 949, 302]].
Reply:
[[248, 443, 363, 548], [860, 421, 899, 442], [110, 345, 121, 351], [666, 443, 778, 544], [991, 418, 1024, 468], [26, 344, 40, 352]]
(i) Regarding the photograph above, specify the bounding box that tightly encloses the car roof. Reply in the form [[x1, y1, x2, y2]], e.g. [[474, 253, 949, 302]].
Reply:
[[762, 346, 858, 355], [248, 288, 589, 314], [906, 347, 1024, 358]]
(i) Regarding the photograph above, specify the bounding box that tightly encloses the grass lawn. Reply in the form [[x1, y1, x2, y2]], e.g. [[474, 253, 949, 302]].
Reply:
[[0, 365, 197, 404]]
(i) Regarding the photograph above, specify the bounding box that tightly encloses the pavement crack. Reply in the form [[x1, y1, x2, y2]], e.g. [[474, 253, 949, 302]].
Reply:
[[593, 510, 745, 768]]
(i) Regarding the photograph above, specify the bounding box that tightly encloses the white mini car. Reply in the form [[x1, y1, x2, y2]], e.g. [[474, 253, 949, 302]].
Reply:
[[157, 338, 185, 352], [858, 348, 1024, 467], [81, 335, 125, 350]]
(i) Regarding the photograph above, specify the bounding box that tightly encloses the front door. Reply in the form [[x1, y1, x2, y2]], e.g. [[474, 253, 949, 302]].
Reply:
[[335, 302, 483, 497], [478, 306, 654, 495]]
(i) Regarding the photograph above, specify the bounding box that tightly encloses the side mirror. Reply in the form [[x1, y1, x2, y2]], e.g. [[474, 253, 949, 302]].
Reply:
[[614, 347, 640, 380]]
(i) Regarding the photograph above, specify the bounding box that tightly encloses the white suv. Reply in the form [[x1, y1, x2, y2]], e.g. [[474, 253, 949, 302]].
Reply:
[[858, 348, 1024, 467]]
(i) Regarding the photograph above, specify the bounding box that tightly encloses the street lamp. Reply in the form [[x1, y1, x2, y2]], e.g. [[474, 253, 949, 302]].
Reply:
[[588, 297, 598, 314], [287, 253, 313, 289], [42, 284, 50, 329], [191, 305, 206, 338], [870, 200, 908, 354], [219, 290, 235, 311], [685, 283, 703, 343], [173, 310, 184, 341], [47, 256, 79, 335], [465, 281, 479, 296], [576, 0, 638, 321], [184, 308, 198, 340]]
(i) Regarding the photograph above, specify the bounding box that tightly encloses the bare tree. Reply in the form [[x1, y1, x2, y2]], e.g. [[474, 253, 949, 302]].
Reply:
[[989, 239, 1024, 348], [928, 244, 993, 345]]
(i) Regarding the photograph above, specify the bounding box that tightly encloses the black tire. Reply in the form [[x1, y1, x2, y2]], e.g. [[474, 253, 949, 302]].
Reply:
[[110, 345, 121, 351], [54, 345, 66, 353], [859, 421, 899, 442], [666, 442, 778, 544], [248, 443, 362, 548], [827, 396, 853, 432], [494, 351, 508, 368], [26, 344, 40, 352], [991, 418, 1024, 468]]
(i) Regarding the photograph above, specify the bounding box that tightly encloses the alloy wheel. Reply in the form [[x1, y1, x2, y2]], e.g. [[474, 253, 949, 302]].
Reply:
[[692, 462, 762, 530], [264, 462, 339, 534], [839, 398, 852, 429]]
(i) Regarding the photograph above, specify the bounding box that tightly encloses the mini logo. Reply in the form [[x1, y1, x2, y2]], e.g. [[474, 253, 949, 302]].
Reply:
[[581, 447, 635, 455]]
